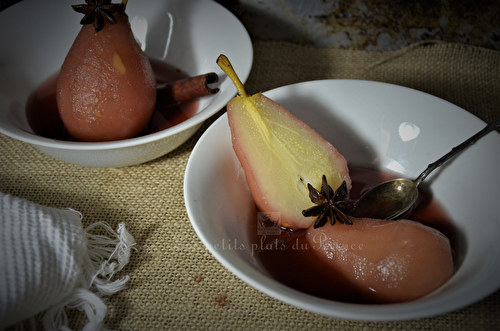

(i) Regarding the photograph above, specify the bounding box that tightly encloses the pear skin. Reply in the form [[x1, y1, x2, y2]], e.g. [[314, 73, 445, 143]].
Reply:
[[217, 55, 351, 229], [56, 13, 156, 142], [306, 217, 454, 303]]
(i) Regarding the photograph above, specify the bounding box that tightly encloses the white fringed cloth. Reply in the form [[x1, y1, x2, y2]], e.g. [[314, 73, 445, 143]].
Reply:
[[0, 192, 136, 331]]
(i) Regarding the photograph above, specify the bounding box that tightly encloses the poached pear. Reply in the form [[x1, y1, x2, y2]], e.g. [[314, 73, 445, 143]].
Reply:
[[217, 55, 351, 229], [56, 2, 156, 142], [306, 217, 454, 303]]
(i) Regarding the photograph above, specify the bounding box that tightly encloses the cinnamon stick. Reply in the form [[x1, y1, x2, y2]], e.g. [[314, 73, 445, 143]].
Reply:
[[156, 72, 219, 107]]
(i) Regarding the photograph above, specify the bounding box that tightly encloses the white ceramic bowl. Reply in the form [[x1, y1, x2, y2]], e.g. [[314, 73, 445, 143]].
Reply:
[[0, 0, 252, 167], [184, 80, 500, 321]]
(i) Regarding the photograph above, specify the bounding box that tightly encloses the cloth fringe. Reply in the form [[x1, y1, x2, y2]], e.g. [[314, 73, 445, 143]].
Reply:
[[43, 289, 108, 331], [42, 221, 135, 331]]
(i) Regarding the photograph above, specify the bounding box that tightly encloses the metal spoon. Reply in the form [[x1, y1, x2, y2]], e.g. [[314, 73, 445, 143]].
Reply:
[[351, 116, 500, 220]]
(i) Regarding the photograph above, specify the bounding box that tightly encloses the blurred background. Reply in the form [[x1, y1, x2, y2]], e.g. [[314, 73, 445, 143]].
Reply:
[[2, 0, 499, 51], [214, 0, 500, 50]]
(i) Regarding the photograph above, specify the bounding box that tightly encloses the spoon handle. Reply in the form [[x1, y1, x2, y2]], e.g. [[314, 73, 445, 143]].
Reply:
[[414, 116, 500, 186]]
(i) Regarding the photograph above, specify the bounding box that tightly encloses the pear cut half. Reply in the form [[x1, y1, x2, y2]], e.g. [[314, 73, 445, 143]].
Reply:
[[217, 55, 351, 229]]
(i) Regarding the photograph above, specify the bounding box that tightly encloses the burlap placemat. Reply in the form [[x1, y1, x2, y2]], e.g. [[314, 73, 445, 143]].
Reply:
[[1, 40, 499, 330]]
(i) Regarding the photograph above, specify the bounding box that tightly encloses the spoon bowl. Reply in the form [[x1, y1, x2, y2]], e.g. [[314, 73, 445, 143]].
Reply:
[[352, 116, 500, 219], [353, 178, 418, 219]]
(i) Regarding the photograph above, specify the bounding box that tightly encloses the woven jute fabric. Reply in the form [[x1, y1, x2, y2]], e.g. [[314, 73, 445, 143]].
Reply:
[[1, 41, 499, 330]]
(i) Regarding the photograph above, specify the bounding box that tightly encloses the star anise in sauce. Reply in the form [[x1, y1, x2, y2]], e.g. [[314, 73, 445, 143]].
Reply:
[[302, 175, 355, 228], [72, 0, 125, 33]]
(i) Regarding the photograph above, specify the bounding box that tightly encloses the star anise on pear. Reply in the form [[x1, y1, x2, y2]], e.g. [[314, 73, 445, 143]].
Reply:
[[302, 175, 355, 228], [72, 0, 125, 33]]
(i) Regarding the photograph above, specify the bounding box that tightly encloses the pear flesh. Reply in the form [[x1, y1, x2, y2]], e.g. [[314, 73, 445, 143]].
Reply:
[[219, 56, 350, 229]]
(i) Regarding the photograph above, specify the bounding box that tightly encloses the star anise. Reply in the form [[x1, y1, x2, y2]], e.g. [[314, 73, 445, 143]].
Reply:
[[72, 0, 125, 33], [302, 175, 355, 228]]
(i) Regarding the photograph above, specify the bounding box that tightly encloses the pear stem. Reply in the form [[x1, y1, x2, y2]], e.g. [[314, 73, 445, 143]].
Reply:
[[217, 55, 248, 98]]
